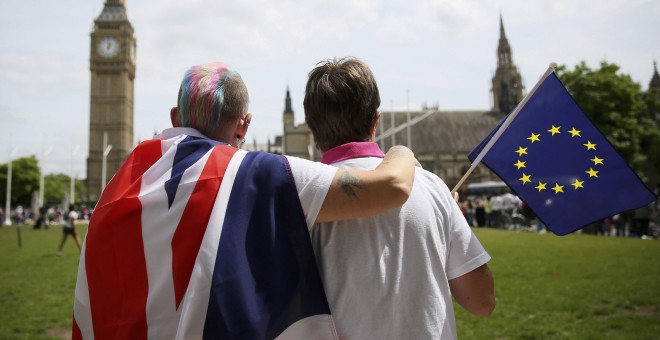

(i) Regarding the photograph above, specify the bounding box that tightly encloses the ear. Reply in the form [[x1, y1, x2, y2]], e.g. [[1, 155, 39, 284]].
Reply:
[[234, 112, 252, 141], [170, 107, 180, 127], [369, 111, 381, 141]]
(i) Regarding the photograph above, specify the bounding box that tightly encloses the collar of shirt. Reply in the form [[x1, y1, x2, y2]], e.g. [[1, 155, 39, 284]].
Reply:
[[320, 142, 385, 165], [156, 127, 210, 140]]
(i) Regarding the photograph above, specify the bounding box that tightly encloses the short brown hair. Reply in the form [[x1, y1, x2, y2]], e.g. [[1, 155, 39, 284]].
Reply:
[[304, 57, 380, 151]]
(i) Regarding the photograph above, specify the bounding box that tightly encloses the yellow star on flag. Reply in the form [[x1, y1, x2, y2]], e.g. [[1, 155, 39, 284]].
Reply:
[[591, 156, 604, 165], [583, 141, 597, 150], [571, 179, 584, 189], [527, 133, 541, 143], [535, 181, 547, 192], [586, 168, 599, 178], [515, 146, 528, 156], [519, 173, 531, 184], [548, 125, 561, 136], [552, 183, 564, 194], [514, 160, 526, 170], [568, 127, 581, 137]]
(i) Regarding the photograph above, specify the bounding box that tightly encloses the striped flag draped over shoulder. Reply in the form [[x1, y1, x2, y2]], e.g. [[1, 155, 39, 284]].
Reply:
[[468, 71, 657, 235], [73, 135, 337, 339]]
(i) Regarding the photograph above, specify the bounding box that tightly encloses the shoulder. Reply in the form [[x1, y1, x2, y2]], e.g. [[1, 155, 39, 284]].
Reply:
[[284, 156, 338, 178], [414, 167, 451, 193]]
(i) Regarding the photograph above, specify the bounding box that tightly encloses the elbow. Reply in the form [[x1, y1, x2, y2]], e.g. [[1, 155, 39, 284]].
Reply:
[[474, 296, 496, 317], [388, 176, 412, 208], [390, 167, 415, 207]]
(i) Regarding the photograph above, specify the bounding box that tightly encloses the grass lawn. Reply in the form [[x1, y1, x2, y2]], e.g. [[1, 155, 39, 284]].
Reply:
[[456, 228, 660, 339], [0, 225, 658, 339]]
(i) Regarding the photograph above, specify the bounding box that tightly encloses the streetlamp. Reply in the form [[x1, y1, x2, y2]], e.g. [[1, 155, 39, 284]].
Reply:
[[39, 145, 53, 209], [4, 146, 19, 226], [70, 145, 79, 204], [101, 132, 112, 193]]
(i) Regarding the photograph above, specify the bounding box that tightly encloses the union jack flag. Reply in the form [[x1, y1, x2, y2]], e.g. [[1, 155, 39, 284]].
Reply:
[[73, 134, 337, 339]]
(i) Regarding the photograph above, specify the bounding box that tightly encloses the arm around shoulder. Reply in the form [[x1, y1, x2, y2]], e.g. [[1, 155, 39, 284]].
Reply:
[[449, 263, 495, 317], [315, 145, 416, 223]]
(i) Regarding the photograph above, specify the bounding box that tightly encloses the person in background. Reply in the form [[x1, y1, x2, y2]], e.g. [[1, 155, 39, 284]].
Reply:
[[304, 57, 495, 339], [57, 204, 81, 255]]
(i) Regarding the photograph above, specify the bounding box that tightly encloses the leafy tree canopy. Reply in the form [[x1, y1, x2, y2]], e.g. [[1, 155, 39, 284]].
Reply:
[[557, 61, 660, 184], [0, 156, 40, 207]]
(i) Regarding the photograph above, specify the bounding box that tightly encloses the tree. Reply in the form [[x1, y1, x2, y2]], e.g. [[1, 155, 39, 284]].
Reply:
[[0, 156, 40, 207], [557, 61, 660, 184], [44, 173, 87, 206]]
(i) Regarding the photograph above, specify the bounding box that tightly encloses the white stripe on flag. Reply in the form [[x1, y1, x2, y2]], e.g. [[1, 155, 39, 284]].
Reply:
[[175, 149, 247, 339], [140, 141, 212, 339], [73, 241, 94, 340]]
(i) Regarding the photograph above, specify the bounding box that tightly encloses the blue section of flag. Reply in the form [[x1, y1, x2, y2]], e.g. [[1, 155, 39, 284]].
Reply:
[[164, 136, 222, 208], [468, 72, 657, 235], [203, 152, 331, 339]]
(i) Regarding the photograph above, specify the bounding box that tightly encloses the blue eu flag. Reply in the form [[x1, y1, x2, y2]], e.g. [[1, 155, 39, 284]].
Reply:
[[468, 72, 656, 235]]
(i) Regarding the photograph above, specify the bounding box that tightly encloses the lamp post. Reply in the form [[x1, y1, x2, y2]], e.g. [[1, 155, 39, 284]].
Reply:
[[4, 146, 19, 226], [39, 146, 53, 209], [70, 145, 79, 205], [101, 132, 112, 193], [406, 88, 411, 148]]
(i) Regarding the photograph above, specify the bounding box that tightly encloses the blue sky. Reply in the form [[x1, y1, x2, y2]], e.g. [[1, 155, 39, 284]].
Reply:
[[1, 0, 659, 176]]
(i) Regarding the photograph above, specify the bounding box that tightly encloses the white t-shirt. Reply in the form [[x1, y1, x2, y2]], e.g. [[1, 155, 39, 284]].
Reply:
[[66, 210, 79, 228], [311, 157, 491, 340]]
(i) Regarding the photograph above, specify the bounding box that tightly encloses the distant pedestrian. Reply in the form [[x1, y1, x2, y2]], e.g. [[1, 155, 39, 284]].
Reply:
[[57, 204, 81, 255], [475, 196, 486, 227]]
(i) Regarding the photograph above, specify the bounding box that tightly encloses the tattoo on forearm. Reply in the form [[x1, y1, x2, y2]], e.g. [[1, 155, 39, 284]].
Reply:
[[339, 171, 367, 199]]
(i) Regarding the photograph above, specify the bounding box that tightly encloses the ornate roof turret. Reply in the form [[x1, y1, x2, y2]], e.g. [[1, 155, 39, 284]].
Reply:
[[284, 86, 293, 114], [491, 14, 524, 115], [497, 14, 512, 66], [650, 61, 660, 91]]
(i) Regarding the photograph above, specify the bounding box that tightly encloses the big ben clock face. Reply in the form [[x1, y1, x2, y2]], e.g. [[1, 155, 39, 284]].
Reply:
[[97, 37, 120, 58]]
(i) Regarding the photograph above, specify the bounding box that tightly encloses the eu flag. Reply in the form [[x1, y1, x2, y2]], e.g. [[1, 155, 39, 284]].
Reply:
[[468, 71, 657, 235]]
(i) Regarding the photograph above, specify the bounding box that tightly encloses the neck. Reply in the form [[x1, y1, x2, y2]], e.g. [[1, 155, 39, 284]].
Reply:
[[321, 141, 384, 164]]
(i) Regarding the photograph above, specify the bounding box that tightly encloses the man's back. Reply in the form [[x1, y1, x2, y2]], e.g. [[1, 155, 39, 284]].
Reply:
[[311, 156, 490, 339]]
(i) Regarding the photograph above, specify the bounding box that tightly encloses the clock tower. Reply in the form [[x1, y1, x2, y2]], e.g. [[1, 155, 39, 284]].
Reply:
[[87, 0, 136, 201]]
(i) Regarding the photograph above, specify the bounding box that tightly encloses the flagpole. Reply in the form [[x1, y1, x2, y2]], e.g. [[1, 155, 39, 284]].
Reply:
[[451, 62, 558, 194]]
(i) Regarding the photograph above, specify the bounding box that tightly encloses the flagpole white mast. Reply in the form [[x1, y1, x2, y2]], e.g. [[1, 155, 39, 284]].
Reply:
[[451, 62, 558, 194]]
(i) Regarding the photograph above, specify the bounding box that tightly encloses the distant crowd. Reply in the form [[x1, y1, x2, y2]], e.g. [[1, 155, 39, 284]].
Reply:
[[458, 191, 659, 238], [0, 205, 92, 228]]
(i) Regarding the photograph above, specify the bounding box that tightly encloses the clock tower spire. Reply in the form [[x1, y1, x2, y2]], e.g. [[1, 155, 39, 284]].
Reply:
[[87, 0, 137, 201]]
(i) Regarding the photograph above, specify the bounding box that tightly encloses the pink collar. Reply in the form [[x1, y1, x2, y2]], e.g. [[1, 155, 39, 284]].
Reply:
[[321, 142, 385, 164]]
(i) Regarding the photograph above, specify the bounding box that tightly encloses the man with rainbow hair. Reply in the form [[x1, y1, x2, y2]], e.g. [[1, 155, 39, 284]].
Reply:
[[73, 61, 418, 339]]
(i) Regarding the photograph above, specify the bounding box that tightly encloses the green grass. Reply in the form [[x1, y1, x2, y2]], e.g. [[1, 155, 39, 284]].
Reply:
[[0, 224, 87, 339], [0, 226, 658, 339], [456, 228, 660, 339]]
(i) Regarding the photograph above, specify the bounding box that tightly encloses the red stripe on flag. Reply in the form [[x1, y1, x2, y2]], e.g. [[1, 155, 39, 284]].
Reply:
[[171, 145, 237, 309], [84, 140, 163, 339], [72, 314, 82, 339]]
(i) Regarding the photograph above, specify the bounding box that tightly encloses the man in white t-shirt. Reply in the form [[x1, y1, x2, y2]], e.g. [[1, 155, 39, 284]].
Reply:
[[73, 61, 419, 339], [304, 57, 495, 339]]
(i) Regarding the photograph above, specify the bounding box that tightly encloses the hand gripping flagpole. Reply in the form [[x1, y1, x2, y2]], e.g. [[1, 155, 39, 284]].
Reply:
[[451, 62, 558, 194]]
